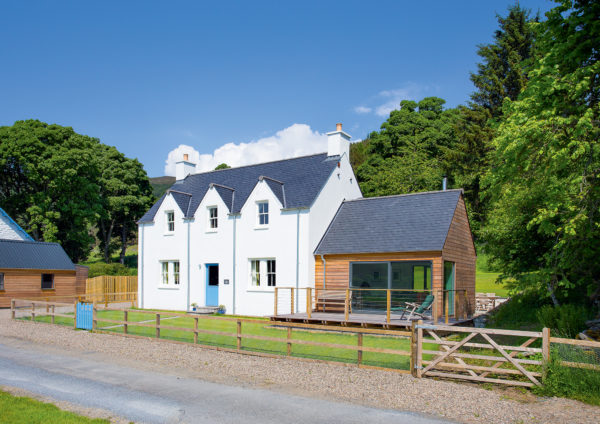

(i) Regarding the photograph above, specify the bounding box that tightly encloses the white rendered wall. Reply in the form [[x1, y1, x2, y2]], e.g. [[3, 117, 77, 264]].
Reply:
[[0, 214, 28, 240]]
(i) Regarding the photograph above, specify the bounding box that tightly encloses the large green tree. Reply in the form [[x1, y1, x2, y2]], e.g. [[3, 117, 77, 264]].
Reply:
[[0, 120, 101, 261], [356, 97, 458, 197], [482, 0, 600, 304]]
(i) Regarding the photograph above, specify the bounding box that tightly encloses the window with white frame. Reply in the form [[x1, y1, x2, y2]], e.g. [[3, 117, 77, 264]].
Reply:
[[166, 211, 175, 232], [249, 259, 276, 289], [257, 201, 269, 226], [208, 206, 218, 229], [160, 261, 180, 286]]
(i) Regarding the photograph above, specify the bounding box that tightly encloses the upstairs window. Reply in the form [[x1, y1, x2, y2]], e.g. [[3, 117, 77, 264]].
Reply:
[[41, 273, 54, 290], [166, 211, 175, 232], [0, 273, 4, 290], [208, 206, 218, 229], [257, 201, 269, 226], [249, 259, 276, 289]]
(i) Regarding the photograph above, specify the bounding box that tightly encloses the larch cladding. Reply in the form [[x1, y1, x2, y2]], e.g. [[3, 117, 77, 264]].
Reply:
[[442, 195, 477, 315]]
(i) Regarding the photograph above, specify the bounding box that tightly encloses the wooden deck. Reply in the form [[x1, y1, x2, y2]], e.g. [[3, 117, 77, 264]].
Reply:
[[271, 311, 473, 329]]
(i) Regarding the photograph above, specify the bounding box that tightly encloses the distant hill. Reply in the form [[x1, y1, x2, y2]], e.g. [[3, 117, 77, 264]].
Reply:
[[150, 176, 175, 198]]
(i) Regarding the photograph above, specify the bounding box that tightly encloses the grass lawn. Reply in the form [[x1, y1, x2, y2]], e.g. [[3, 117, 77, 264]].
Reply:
[[24, 310, 429, 371], [0, 390, 108, 424], [476, 270, 508, 296]]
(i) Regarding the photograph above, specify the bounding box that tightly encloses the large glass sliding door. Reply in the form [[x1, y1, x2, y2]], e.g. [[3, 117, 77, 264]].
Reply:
[[350, 261, 432, 313]]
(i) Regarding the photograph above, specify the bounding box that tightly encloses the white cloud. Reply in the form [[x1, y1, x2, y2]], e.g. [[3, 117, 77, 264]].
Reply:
[[354, 106, 372, 114], [353, 83, 436, 117], [164, 124, 329, 175]]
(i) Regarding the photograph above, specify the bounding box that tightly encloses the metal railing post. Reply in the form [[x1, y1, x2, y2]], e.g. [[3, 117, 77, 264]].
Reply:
[[445, 291, 449, 324]]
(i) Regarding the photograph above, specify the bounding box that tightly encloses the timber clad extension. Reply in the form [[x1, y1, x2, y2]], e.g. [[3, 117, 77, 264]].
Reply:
[[314, 190, 476, 317]]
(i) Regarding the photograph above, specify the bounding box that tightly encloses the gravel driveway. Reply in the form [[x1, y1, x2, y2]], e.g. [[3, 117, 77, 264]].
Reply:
[[1, 314, 598, 424]]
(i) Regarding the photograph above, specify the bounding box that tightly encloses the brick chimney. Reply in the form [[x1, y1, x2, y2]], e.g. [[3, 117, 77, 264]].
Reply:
[[327, 123, 351, 158]]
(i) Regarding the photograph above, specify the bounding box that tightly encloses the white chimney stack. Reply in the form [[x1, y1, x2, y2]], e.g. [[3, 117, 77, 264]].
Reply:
[[175, 154, 196, 181], [327, 123, 351, 158]]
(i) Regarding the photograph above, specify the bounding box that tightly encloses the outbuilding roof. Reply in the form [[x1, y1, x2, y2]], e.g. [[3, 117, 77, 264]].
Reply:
[[139, 153, 340, 223], [0, 239, 76, 271], [314, 189, 463, 255]]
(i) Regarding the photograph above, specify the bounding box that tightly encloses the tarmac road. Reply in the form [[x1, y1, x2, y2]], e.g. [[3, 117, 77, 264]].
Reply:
[[0, 340, 453, 424]]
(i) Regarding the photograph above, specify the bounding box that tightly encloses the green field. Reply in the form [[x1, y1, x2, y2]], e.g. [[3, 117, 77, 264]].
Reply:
[[0, 390, 108, 424], [25, 310, 425, 370], [476, 270, 507, 296]]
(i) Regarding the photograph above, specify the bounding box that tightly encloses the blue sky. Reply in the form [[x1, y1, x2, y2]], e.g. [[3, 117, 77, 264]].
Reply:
[[1, 0, 554, 176]]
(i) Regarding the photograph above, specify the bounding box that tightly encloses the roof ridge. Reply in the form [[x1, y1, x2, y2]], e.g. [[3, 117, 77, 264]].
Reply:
[[343, 189, 463, 203], [183, 152, 329, 179], [0, 238, 58, 245]]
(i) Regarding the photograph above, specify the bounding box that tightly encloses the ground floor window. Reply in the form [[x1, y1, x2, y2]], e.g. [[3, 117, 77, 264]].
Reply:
[[160, 261, 180, 286], [0, 272, 4, 290], [249, 258, 276, 289], [41, 273, 54, 290]]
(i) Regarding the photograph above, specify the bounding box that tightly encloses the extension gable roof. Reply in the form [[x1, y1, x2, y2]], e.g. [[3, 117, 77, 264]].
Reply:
[[139, 153, 340, 223], [0, 239, 76, 271], [314, 189, 463, 255]]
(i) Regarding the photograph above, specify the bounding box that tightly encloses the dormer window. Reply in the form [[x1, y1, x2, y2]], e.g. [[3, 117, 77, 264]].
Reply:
[[257, 201, 269, 226], [208, 206, 218, 229], [166, 211, 175, 232]]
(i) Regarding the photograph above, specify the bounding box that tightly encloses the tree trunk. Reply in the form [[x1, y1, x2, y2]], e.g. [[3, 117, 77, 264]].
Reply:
[[547, 279, 560, 307], [99, 219, 114, 263], [119, 222, 128, 265]]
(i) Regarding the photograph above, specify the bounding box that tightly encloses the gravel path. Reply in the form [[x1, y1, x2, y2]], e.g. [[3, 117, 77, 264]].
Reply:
[[1, 315, 598, 424]]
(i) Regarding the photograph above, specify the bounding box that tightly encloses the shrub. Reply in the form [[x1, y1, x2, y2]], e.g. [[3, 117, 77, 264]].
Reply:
[[86, 262, 137, 278], [536, 304, 590, 338], [487, 291, 550, 330]]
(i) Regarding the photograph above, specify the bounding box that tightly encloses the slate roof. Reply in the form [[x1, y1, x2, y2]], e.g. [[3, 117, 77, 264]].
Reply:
[[314, 190, 463, 255], [139, 153, 340, 223], [0, 239, 76, 271], [0, 207, 34, 241]]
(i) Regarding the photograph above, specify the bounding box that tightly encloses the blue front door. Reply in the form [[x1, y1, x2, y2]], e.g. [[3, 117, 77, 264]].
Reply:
[[206, 264, 219, 306]]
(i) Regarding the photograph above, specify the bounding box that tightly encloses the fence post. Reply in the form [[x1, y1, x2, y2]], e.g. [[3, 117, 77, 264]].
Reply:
[[290, 288, 295, 314], [31, 302, 35, 322], [445, 292, 449, 324], [51, 305, 55, 325], [10, 299, 15, 320], [410, 320, 417, 377], [542, 327, 550, 363], [344, 289, 350, 321], [306, 287, 312, 319], [155, 313, 160, 338], [416, 319, 423, 378], [287, 327, 292, 356], [386, 290, 391, 324], [194, 317, 199, 344], [73, 301, 77, 329], [123, 310, 128, 334], [46, 298, 49, 313], [274, 287, 278, 316], [237, 320, 242, 351], [357, 333, 363, 366]]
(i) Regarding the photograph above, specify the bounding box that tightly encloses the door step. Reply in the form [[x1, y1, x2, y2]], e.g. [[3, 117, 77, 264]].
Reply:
[[190, 306, 219, 314]]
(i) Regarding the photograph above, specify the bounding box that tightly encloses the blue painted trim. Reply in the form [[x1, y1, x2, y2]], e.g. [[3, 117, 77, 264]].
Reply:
[[205, 263, 219, 307], [0, 207, 34, 241]]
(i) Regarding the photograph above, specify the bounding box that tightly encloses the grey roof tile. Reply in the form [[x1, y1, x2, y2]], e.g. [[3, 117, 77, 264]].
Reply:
[[314, 190, 462, 255], [139, 153, 339, 223], [0, 239, 75, 270]]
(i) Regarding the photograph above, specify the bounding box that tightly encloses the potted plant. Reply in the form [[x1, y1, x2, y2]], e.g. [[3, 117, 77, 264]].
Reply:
[[191, 302, 198, 312], [217, 304, 226, 314]]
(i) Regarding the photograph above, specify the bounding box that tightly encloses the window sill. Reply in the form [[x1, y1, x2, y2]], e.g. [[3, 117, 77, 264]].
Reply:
[[163, 232, 175, 237], [41, 288, 55, 292], [205, 229, 218, 234], [246, 288, 275, 293], [254, 226, 269, 231], [158, 286, 180, 290]]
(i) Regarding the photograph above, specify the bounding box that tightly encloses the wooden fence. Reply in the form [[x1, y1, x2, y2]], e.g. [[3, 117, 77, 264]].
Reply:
[[86, 275, 137, 302], [11, 298, 600, 387]]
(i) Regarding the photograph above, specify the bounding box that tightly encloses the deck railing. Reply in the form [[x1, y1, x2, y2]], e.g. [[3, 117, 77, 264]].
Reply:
[[274, 287, 471, 324]]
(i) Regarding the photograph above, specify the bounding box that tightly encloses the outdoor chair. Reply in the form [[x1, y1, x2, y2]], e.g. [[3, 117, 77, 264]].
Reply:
[[391, 294, 435, 321]]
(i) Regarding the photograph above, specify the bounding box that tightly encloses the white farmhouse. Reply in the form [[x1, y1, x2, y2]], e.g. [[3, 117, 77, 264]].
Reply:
[[138, 124, 361, 315]]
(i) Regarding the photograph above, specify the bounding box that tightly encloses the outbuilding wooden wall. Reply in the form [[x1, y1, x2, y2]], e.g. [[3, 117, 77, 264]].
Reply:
[[0, 265, 87, 308]]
